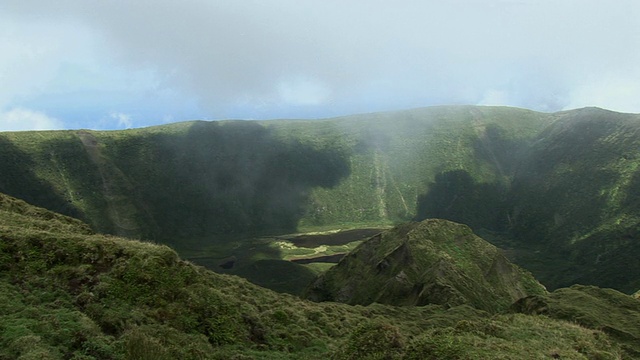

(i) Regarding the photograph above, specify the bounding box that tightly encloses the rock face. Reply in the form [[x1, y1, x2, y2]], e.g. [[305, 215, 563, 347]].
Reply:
[[305, 219, 546, 312]]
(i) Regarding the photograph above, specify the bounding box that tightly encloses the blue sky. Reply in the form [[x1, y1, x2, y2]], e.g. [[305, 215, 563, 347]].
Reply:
[[1, 0, 639, 131]]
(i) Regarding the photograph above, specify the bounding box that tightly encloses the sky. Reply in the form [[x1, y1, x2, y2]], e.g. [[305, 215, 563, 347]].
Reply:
[[1, 0, 639, 131]]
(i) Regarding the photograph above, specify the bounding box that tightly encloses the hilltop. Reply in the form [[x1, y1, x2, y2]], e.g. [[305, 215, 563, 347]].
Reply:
[[1, 191, 639, 359], [306, 219, 546, 312]]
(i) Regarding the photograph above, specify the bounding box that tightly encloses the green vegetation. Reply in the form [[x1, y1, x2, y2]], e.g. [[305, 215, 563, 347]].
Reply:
[[506, 108, 640, 292], [0, 106, 552, 287], [1, 192, 638, 359], [512, 284, 640, 357], [1, 105, 640, 293], [305, 219, 546, 312], [0, 106, 549, 240]]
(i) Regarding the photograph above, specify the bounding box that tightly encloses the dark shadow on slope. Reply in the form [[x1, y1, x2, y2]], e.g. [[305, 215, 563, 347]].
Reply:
[[0, 135, 81, 218], [232, 259, 318, 296], [548, 191, 640, 293], [472, 124, 525, 178], [507, 111, 624, 246], [566, 229, 640, 294], [415, 125, 523, 233], [622, 170, 640, 211], [44, 133, 165, 239], [501, 110, 635, 291], [183, 232, 314, 295], [107, 121, 352, 242], [100, 120, 353, 294], [414, 170, 508, 232]]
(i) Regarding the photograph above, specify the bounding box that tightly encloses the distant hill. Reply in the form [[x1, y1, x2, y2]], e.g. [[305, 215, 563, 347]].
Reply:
[[306, 219, 546, 312], [1, 191, 638, 359], [2, 105, 640, 292]]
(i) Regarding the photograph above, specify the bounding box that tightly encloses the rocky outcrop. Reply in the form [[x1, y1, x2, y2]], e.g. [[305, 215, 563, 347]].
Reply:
[[305, 219, 546, 312]]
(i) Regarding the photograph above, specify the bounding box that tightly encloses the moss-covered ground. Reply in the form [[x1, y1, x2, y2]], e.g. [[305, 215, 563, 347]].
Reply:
[[2, 192, 639, 359]]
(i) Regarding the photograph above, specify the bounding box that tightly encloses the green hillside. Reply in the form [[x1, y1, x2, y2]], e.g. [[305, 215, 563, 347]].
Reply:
[[0, 106, 549, 239], [2, 105, 640, 293], [1, 192, 637, 359], [502, 108, 640, 292]]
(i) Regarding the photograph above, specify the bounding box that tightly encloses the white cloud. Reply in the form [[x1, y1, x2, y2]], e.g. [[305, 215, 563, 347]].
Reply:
[[0, 108, 64, 131], [1, 0, 639, 123], [277, 77, 330, 106], [565, 75, 640, 113], [478, 90, 510, 107], [162, 114, 174, 124], [110, 112, 133, 129], [0, 14, 101, 109]]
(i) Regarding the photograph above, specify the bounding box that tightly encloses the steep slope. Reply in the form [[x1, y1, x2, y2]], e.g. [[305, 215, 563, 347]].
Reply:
[[508, 107, 640, 292], [306, 219, 546, 312], [0, 192, 631, 359]]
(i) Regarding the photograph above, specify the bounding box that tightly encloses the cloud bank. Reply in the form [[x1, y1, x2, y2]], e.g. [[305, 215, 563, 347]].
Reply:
[[0, 108, 64, 132], [1, 0, 639, 129]]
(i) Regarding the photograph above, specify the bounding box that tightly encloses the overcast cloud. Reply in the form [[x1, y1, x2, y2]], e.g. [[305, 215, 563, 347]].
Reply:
[[1, 0, 639, 130]]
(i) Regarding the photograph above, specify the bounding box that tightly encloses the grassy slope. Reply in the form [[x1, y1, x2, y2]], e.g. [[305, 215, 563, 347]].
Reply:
[[513, 284, 640, 357], [0, 192, 636, 359]]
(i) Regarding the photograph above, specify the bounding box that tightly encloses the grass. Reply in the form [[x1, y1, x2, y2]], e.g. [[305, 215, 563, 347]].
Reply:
[[0, 192, 638, 359], [513, 284, 640, 356]]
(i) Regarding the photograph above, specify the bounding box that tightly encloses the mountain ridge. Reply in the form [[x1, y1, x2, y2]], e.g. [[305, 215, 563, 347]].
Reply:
[[1, 105, 640, 293]]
